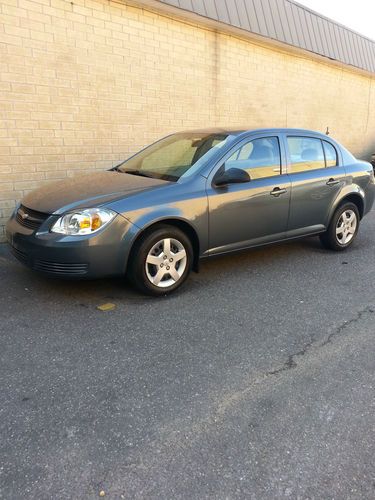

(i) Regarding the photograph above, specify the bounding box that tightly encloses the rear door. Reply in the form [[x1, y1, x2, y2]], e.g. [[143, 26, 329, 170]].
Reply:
[[284, 135, 345, 235]]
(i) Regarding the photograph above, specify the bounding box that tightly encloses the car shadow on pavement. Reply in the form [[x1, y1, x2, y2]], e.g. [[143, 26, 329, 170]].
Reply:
[[0, 235, 333, 307]]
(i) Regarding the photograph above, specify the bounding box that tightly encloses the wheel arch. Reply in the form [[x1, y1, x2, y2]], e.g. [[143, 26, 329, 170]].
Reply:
[[127, 218, 201, 273], [340, 193, 364, 219], [329, 188, 365, 225]]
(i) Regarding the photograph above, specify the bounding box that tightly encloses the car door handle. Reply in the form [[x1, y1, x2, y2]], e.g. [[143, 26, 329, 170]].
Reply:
[[326, 178, 340, 186], [270, 187, 287, 197]]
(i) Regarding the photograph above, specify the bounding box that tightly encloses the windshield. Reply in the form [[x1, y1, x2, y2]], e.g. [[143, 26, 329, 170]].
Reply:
[[117, 132, 232, 181]]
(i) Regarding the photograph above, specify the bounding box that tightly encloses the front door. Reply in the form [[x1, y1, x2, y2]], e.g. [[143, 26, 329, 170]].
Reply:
[[206, 136, 291, 255]]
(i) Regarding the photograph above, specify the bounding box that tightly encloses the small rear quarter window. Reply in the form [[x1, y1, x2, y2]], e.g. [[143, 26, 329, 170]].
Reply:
[[323, 141, 338, 167]]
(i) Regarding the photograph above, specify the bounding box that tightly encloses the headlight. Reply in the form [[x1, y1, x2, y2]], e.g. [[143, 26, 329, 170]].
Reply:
[[51, 208, 116, 235]]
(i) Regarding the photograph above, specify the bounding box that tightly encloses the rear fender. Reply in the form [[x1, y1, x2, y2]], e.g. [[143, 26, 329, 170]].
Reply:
[[326, 185, 365, 225]]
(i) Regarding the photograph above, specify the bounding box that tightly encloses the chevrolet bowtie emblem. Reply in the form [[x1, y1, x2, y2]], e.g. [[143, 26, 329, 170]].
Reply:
[[19, 211, 29, 220]]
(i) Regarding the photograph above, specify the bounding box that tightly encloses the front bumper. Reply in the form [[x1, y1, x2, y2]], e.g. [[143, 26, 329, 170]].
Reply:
[[6, 211, 135, 279]]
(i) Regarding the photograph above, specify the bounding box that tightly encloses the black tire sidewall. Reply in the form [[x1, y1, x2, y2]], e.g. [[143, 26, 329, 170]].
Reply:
[[129, 226, 193, 296], [326, 202, 359, 251]]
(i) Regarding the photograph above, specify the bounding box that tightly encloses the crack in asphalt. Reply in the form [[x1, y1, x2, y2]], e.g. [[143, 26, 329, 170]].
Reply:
[[267, 348, 308, 376], [267, 304, 375, 378], [321, 305, 375, 346], [216, 304, 375, 417]]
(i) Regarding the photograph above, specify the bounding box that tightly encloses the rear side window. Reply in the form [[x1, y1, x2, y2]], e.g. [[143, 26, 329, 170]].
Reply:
[[323, 141, 338, 167], [287, 137, 325, 173]]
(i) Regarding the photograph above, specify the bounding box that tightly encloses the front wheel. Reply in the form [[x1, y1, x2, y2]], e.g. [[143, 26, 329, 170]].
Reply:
[[127, 225, 193, 296], [319, 202, 359, 251]]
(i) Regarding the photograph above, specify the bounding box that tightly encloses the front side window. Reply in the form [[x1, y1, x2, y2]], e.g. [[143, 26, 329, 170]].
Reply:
[[117, 132, 233, 181], [224, 137, 281, 180]]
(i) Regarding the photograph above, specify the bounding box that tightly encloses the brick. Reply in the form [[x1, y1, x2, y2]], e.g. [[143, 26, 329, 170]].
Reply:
[[0, 13, 20, 26], [0, 199, 17, 209], [0, 33, 23, 46], [0, 82, 11, 92], [2, 5, 27, 18], [0, 166, 12, 173], [17, 0, 43, 13], [73, 4, 93, 17], [20, 18, 45, 32], [1, 72, 27, 83], [41, 137, 64, 146], [50, 0, 73, 12], [0, 207, 14, 218], [14, 120, 38, 129], [0, 0, 18, 6], [30, 30, 54, 42], [11, 83, 35, 94], [8, 64, 33, 75], [45, 170, 67, 179], [0, 101, 13, 112], [0, 172, 44, 182], [0, 138, 18, 147], [0, 185, 22, 200], [5, 45, 32, 57], [5, 25, 30, 38], [84, 0, 104, 11], [28, 10, 51, 24], [0, 216, 12, 227], [14, 180, 43, 190], [38, 121, 62, 130], [0, 183, 16, 192], [0, 120, 16, 129]]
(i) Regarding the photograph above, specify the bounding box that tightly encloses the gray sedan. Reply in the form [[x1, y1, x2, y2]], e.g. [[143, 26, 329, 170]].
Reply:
[[6, 128, 375, 295]]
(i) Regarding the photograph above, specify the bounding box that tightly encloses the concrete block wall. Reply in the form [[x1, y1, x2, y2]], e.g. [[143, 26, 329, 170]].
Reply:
[[0, 0, 375, 240]]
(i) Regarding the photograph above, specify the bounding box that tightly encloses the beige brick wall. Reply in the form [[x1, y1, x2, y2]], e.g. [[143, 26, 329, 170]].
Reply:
[[1, 0, 375, 241]]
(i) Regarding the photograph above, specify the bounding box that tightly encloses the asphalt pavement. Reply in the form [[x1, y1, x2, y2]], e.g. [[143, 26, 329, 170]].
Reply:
[[1, 213, 375, 499]]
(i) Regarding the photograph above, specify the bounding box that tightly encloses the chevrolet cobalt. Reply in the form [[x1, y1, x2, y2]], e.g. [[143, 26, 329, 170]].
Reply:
[[6, 128, 375, 295]]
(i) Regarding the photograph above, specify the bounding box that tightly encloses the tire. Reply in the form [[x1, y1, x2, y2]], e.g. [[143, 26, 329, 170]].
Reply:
[[319, 202, 360, 251], [127, 225, 193, 296]]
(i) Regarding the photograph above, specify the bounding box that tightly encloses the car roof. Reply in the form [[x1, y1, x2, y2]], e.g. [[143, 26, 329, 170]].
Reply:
[[179, 127, 333, 140]]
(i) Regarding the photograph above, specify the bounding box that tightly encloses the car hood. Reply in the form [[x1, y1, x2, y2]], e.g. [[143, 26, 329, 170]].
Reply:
[[21, 171, 169, 214]]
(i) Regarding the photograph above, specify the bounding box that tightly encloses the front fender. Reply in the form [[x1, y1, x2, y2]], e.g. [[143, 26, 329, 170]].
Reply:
[[120, 206, 207, 273], [128, 206, 188, 230]]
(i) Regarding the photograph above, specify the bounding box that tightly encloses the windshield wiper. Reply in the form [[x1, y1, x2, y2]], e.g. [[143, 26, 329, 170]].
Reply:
[[109, 160, 126, 172], [123, 169, 155, 179]]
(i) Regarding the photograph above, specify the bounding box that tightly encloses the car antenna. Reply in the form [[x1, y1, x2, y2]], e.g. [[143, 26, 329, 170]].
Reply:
[[325, 126, 330, 136]]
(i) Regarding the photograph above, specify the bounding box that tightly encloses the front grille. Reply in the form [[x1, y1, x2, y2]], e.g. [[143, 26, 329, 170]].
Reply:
[[16, 205, 49, 231], [11, 246, 29, 266], [9, 245, 88, 277], [33, 259, 89, 276]]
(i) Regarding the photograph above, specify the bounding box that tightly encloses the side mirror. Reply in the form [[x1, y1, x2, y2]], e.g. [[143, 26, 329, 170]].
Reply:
[[214, 167, 250, 186]]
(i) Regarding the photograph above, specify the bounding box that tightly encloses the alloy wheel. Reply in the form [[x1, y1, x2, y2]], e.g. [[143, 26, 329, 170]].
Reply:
[[336, 209, 357, 245], [145, 238, 187, 288]]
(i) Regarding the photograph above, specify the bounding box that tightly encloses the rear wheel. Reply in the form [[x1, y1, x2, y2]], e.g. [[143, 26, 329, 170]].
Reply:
[[127, 225, 193, 296], [319, 202, 359, 251]]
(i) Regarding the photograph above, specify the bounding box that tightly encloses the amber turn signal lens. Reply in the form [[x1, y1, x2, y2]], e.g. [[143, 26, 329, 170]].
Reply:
[[91, 214, 102, 230]]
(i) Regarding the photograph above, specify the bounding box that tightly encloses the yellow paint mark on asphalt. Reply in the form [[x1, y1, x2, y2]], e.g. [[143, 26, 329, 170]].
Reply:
[[96, 303, 116, 312]]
